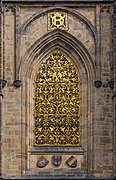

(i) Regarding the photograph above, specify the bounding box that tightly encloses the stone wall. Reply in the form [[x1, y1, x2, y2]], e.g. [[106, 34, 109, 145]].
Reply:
[[0, 1, 115, 179]]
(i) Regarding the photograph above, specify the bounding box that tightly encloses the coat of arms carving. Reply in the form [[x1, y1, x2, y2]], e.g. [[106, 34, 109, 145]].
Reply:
[[52, 155, 62, 167]]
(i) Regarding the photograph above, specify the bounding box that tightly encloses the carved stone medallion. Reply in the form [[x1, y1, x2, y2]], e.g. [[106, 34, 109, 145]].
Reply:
[[37, 156, 49, 168], [66, 155, 77, 168], [52, 155, 62, 167]]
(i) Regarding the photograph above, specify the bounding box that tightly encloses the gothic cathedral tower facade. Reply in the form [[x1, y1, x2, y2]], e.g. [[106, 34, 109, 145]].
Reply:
[[0, 0, 116, 179]]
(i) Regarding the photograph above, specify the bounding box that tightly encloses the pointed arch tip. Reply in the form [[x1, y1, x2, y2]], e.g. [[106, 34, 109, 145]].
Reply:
[[20, 7, 98, 44], [26, 28, 95, 59], [19, 29, 97, 81]]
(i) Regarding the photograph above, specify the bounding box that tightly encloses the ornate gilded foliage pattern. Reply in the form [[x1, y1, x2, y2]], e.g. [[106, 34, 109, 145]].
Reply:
[[34, 50, 80, 146]]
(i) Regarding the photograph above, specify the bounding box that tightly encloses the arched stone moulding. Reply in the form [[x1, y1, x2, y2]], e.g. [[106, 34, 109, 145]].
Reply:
[[20, 6, 98, 45], [19, 29, 96, 79], [18, 29, 97, 173]]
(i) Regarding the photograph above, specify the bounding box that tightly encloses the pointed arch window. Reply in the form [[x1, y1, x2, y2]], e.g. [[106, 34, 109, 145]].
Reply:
[[34, 50, 80, 146]]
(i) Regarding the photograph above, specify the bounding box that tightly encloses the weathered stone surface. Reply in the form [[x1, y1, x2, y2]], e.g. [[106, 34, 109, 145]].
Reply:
[[0, 0, 115, 179]]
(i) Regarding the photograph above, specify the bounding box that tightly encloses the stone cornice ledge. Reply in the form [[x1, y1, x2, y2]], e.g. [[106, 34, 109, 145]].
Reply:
[[30, 146, 85, 154], [2, 0, 115, 3]]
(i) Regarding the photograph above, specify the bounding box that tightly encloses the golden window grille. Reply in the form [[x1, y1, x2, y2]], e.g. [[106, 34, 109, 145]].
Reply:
[[34, 50, 80, 146]]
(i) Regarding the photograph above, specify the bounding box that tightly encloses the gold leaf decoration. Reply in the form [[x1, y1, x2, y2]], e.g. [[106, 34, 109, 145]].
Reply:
[[34, 50, 80, 146]]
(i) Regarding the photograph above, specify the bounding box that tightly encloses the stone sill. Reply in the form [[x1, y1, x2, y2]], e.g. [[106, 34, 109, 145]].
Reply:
[[30, 146, 85, 154]]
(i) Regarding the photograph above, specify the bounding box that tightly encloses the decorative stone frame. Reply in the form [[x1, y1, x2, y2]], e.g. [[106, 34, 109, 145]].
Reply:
[[18, 29, 96, 174]]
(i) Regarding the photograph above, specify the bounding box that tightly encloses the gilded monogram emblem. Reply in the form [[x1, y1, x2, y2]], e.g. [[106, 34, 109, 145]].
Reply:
[[48, 12, 68, 30], [52, 155, 62, 167]]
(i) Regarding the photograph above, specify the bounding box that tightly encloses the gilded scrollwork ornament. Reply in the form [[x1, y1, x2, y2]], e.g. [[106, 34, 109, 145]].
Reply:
[[34, 50, 80, 146]]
